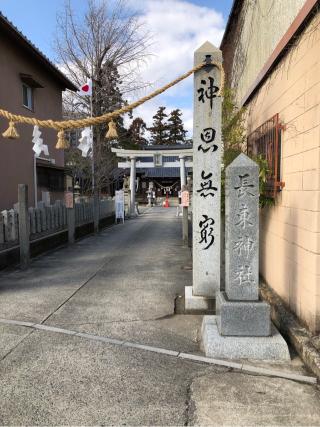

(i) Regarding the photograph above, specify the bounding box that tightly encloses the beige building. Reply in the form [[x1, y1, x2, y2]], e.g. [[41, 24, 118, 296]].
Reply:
[[0, 13, 76, 210], [222, 0, 320, 332]]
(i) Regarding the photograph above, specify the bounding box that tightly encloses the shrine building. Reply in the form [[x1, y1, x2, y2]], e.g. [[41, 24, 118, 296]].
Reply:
[[112, 145, 193, 207]]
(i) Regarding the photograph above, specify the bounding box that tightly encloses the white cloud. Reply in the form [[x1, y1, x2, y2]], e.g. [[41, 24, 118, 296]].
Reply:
[[126, 0, 225, 136]]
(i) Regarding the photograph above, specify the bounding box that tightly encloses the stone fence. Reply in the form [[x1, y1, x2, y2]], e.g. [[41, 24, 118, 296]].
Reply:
[[0, 198, 115, 251]]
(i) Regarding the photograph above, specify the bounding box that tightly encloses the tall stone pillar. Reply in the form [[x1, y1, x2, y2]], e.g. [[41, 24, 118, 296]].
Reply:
[[129, 156, 136, 215], [185, 41, 222, 311], [179, 155, 186, 188]]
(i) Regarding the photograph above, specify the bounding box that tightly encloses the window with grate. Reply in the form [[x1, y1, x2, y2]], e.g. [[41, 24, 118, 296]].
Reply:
[[247, 113, 285, 198]]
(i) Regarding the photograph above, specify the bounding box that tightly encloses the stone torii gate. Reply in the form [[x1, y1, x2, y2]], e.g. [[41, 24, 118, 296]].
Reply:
[[111, 147, 193, 215]]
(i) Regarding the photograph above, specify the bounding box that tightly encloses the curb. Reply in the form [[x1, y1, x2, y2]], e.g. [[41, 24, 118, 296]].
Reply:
[[260, 281, 320, 380], [0, 318, 317, 384]]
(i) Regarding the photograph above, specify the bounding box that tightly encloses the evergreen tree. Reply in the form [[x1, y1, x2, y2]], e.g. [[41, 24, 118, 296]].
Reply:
[[148, 106, 169, 145], [167, 109, 187, 145], [94, 61, 128, 142], [93, 61, 129, 184], [127, 117, 147, 147]]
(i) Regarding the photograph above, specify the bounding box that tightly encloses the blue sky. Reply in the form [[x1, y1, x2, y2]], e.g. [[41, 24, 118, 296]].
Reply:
[[0, 0, 233, 133]]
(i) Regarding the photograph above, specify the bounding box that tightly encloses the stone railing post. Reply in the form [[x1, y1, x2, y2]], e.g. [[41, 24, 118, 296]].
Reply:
[[18, 184, 30, 268], [93, 189, 100, 234], [65, 190, 75, 245], [182, 206, 189, 246], [67, 208, 75, 245], [0, 213, 4, 245]]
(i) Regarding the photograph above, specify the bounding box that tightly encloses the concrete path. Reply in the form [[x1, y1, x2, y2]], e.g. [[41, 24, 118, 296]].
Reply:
[[0, 207, 320, 426]]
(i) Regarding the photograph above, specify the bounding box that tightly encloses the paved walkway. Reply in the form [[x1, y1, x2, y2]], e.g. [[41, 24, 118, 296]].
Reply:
[[0, 207, 320, 425]]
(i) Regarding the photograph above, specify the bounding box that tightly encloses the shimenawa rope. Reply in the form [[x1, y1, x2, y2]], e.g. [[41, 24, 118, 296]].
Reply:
[[0, 61, 224, 148]]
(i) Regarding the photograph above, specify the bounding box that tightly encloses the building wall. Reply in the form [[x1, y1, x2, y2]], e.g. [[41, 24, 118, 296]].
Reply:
[[0, 31, 64, 210], [223, 0, 305, 104], [245, 12, 320, 332]]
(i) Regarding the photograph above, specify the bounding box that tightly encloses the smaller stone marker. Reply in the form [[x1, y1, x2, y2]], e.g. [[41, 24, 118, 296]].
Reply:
[[225, 153, 259, 301], [201, 153, 290, 360], [217, 153, 270, 337]]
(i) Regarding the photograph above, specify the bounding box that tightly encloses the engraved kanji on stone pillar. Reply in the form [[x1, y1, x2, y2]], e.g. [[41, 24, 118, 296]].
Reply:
[[192, 41, 222, 298], [225, 153, 259, 301]]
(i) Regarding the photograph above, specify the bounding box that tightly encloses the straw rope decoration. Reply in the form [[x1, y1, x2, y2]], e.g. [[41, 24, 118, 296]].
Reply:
[[0, 61, 224, 149]]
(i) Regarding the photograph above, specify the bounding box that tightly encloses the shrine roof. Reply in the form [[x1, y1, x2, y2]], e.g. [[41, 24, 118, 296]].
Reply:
[[137, 156, 180, 162], [112, 146, 193, 158], [141, 167, 191, 178], [142, 144, 192, 150]]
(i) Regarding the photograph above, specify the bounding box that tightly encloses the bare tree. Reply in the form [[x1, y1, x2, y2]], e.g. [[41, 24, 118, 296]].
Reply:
[[55, 0, 151, 195]]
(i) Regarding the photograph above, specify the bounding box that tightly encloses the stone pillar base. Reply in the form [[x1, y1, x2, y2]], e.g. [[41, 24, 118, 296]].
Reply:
[[217, 292, 271, 337], [201, 316, 290, 361], [129, 204, 139, 218], [184, 286, 215, 312]]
